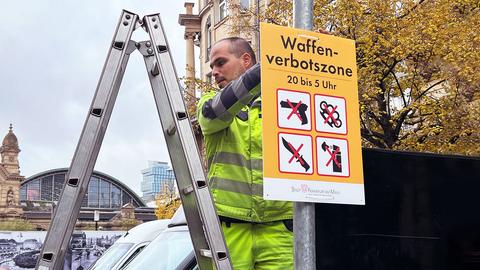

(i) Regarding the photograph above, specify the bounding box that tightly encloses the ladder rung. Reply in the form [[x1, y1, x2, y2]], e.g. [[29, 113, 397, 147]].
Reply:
[[182, 185, 194, 195], [200, 249, 212, 258], [151, 62, 159, 75]]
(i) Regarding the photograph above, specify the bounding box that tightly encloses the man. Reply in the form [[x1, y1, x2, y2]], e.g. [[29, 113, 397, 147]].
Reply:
[[197, 37, 293, 269]]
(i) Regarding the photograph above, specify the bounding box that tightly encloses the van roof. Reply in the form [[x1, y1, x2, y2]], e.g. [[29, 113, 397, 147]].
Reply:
[[116, 219, 170, 244]]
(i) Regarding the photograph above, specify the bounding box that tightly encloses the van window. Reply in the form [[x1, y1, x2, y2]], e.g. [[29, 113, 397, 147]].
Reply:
[[122, 231, 192, 270], [118, 245, 146, 269], [90, 243, 133, 270]]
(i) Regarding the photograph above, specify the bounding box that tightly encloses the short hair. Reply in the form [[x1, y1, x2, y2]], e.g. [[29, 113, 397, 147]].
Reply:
[[216, 37, 257, 64]]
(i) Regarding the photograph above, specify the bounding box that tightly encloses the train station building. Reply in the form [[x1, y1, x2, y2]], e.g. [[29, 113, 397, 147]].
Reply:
[[0, 125, 155, 231]]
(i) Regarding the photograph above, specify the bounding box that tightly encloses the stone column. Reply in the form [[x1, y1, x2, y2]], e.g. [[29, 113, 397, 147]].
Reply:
[[179, 2, 203, 158], [184, 2, 196, 112], [185, 31, 196, 111]]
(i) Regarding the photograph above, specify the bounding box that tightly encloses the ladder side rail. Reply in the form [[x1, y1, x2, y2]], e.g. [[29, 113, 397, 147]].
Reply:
[[142, 14, 232, 270], [37, 10, 139, 270], [139, 47, 212, 270]]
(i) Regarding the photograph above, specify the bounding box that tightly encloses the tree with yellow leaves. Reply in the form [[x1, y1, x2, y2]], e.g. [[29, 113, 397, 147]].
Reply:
[[154, 182, 181, 219], [232, 0, 480, 155]]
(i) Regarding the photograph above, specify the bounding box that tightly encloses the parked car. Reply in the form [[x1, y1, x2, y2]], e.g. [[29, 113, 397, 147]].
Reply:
[[88, 219, 170, 270], [71, 231, 87, 249], [121, 207, 197, 270]]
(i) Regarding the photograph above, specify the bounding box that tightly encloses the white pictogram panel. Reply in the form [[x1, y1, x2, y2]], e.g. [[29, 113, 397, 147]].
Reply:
[[278, 133, 313, 175], [316, 137, 350, 177], [314, 94, 347, 135], [277, 89, 312, 131]]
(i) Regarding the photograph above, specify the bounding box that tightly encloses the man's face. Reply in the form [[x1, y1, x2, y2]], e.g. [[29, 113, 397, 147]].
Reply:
[[210, 40, 249, 88]]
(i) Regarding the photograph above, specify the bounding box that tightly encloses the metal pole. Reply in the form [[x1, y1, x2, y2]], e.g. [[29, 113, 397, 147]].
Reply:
[[293, 2, 316, 270], [256, 0, 261, 56], [294, 0, 314, 29]]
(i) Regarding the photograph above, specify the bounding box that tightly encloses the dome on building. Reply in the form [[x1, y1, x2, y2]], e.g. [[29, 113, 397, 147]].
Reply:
[[1, 124, 20, 152]]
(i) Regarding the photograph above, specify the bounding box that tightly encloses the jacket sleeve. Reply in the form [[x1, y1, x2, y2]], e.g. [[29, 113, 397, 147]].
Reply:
[[197, 63, 261, 135]]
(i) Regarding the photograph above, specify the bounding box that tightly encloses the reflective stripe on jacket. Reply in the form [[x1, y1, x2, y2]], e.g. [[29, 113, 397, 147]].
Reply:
[[197, 64, 293, 222]]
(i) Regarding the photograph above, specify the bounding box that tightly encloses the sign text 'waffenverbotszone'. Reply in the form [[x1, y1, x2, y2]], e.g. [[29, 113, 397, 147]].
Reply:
[[261, 23, 365, 205]]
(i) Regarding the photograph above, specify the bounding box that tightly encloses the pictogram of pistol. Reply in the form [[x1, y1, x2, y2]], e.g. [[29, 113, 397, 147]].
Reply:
[[280, 100, 309, 125]]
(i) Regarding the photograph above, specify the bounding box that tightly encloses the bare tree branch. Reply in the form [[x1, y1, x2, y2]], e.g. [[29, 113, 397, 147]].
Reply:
[[414, 79, 446, 102], [397, 0, 426, 19]]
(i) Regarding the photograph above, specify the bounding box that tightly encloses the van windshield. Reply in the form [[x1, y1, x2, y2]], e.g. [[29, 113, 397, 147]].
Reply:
[[122, 230, 192, 270], [90, 243, 133, 270]]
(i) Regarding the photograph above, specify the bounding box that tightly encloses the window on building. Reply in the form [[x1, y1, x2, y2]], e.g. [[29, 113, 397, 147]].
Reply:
[[240, 0, 250, 9], [99, 180, 111, 208], [111, 185, 121, 208], [20, 186, 26, 200], [53, 173, 64, 201], [41, 176, 53, 201], [27, 179, 40, 201], [123, 190, 133, 206], [219, 0, 228, 21], [205, 17, 212, 62], [82, 192, 88, 207], [88, 177, 99, 207]]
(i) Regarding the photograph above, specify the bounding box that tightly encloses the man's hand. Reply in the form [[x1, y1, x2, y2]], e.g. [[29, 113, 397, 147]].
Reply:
[[315, 28, 331, 35]]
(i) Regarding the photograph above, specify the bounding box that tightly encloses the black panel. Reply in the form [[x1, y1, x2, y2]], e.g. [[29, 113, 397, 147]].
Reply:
[[316, 149, 480, 270]]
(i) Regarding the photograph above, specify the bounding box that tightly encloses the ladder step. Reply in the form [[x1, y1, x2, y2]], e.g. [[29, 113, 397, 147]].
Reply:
[[200, 249, 212, 258], [182, 185, 194, 195]]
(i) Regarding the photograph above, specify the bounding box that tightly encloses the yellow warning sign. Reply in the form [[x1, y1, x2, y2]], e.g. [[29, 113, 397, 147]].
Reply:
[[261, 22, 365, 205]]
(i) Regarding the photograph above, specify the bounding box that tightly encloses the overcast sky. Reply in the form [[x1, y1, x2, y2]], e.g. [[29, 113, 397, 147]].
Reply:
[[0, 1, 196, 196]]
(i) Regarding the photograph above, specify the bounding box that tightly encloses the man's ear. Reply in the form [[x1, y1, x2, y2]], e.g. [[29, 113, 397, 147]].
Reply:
[[241, 52, 252, 69]]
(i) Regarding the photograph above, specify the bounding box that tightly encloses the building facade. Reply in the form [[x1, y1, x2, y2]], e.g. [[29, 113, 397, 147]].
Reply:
[[141, 161, 176, 203], [179, 0, 268, 85], [0, 125, 24, 220], [0, 125, 156, 230], [20, 168, 156, 231]]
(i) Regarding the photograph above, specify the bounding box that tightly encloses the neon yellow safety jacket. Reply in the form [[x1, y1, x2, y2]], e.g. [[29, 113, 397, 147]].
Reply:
[[197, 64, 293, 223]]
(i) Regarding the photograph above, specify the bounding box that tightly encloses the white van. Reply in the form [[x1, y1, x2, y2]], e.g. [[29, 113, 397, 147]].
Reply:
[[88, 219, 170, 270], [121, 207, 197, 270]]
